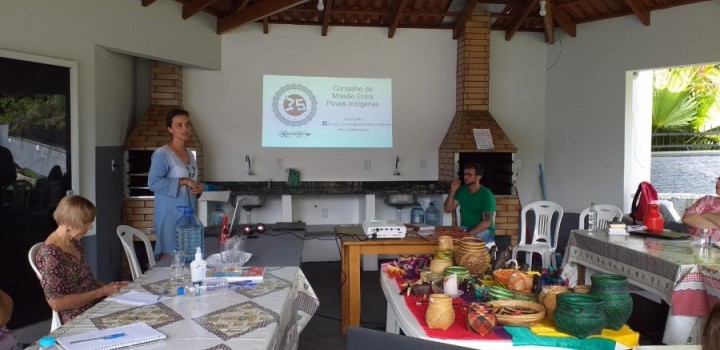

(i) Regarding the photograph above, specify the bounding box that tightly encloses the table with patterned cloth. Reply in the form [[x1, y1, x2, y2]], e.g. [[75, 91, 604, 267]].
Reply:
[[26, 266, 318, 350], [562, 230, 720, 345]]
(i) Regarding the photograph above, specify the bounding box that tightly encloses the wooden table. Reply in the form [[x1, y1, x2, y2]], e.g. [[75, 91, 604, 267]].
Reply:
[[335, 225, 436, 334]]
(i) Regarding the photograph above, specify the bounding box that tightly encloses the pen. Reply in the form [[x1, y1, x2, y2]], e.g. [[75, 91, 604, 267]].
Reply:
[[69, 333, 126, 344]]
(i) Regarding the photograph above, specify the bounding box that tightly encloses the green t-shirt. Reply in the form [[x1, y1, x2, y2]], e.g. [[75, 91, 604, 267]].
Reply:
[[454, 185, 496, 233]]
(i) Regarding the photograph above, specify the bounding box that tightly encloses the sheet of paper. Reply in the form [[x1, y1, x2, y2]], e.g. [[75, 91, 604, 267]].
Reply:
[[198, 190, 231, 202], [472, 128, 495, 150], [106, 290, 166, 306]]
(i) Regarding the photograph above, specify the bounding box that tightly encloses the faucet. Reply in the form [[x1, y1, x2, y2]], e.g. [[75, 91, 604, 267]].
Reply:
[[245, 155, 254, 176], [393, 156, 401, 176]]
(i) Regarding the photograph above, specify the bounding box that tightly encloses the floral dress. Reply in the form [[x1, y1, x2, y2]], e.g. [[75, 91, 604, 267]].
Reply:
[[35, 241, 101, 324]]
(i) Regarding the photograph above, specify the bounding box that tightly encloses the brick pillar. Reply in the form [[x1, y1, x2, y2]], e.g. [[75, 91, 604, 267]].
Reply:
[[150, 61, 183, 106], [457, 14, 490, 112]]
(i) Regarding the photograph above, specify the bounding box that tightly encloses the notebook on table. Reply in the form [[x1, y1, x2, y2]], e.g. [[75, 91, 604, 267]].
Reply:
[[56, 322, 166, 350]]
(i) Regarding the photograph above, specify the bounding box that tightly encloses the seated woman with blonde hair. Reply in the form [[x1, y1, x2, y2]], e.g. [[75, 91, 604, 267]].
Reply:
[[35, 195, 129, 324]]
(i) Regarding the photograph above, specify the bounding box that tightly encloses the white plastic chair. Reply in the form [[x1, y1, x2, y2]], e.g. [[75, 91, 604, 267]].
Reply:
[[117, 225, 156, 280], [578, 204, 623, 229], [512, 201, 564, 270], [28, 242, 62, 332]]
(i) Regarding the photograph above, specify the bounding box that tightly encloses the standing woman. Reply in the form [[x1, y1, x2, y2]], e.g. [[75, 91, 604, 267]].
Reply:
[[36, 195, 129, 324], [148, 108, 203, 257]]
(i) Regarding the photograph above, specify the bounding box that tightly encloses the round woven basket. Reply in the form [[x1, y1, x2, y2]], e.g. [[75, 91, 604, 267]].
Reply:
[[429, 258, 453, 274], [538, 285, 568, 320], [488, 300, 546, 327], [493, 269, 516, 288], [507, 271, 534, 293], [573, 285, 591, 294], [425, 294, 455, 330], [590, 274, 633, 330], [554, 292, 606, 338], [438, 235, 454, 250]]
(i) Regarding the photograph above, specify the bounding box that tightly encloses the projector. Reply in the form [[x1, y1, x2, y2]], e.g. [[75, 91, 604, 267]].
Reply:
[[362, 219, 407, 239]]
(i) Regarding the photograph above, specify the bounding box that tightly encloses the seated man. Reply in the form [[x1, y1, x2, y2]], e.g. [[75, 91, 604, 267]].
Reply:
[[682, 177, 720, 243], [443, 162, 497, 243]]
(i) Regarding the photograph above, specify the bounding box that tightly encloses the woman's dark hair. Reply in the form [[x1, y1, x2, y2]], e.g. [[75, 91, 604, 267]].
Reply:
[[166, 108, 190, 127], [703, 302, 720, 350]]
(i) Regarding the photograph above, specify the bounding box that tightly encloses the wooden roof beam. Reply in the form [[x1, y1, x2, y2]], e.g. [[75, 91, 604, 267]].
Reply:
[[183, 0, 219, 19], [542, 0, 554, 44], [388, 0, 410, 38], [321, 0, 334, 36], [141, 0, 156, 6], [505, 0, 539, 41], [217, 0, 311, 34], [228, 0, 251, 15], [552, 5, 576, 37], [620, 0, 650, 25], [452, 0, 479, 39]]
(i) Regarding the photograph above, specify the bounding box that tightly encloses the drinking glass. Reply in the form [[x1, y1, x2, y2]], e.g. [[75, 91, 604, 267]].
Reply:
[[701, 229, 712, 247], [170, 251, 186, 283]]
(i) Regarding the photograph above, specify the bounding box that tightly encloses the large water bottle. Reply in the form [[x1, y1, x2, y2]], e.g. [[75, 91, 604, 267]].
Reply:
[[175, 206, 204, 264], [209, 203, 225, 227], [410, 202, 425, 224], [588, 202, 598, 231], [424, 200, 441, 226]]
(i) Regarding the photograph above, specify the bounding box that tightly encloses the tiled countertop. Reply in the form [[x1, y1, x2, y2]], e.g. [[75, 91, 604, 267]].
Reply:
[[206, 181, 451, 196]]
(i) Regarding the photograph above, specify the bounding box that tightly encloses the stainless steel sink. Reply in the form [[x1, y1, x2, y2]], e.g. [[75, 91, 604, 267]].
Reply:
[[384, 193, 417, 208]]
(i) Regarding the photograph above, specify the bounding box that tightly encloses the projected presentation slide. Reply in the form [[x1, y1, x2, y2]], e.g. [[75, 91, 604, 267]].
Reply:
[[262, 74, 392, 148]]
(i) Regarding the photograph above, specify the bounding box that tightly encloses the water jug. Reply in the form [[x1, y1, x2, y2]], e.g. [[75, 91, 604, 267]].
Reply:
[[424, 200, 441, 226], [410, 202, 424, 224], [644, 203, 664, 233], [175, 206, 204, 264]]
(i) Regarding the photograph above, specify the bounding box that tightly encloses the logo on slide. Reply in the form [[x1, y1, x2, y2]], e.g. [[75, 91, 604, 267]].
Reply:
[[272, 83, 317, 126]]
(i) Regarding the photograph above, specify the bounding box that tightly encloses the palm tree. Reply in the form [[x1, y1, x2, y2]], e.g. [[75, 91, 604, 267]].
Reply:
[[652, 65, 720, 150]]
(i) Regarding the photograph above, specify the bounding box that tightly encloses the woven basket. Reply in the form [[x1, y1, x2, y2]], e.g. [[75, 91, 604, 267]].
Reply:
[[590, 274, 633, 330], [554, 293, 606, 338], [507, 271, 534, 293], [538, 285, 568, 320], [426, 294, 455, 330], [429, 258, 453, 274], [438, 235, 454, 250], [489, 300, 546, 327], [573, 285, 591, 294], [493, 269, 516, 288]]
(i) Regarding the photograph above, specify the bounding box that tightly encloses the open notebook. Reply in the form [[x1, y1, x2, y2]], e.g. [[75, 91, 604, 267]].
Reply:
[[56, 322, 166, 350]]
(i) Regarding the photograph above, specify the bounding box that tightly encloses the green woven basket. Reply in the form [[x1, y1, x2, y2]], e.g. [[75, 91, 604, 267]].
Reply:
[[590, 274, 633, 330], [553, 293, 606, 338]]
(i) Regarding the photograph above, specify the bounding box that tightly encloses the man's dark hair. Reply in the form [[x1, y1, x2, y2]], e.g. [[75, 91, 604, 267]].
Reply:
[[166, 108, 190, 127], [464, 162, 484, 177]]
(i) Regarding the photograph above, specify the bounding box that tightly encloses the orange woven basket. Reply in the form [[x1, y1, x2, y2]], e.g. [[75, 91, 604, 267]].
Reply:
[[493, 269, 515, 288]]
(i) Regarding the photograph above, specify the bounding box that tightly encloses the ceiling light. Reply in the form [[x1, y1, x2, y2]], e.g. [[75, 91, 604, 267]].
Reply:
[[317, 0, 324, 11], [539, 0, 547, 16]]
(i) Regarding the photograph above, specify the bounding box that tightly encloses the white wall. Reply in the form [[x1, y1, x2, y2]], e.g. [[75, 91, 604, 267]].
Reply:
[[490, 31, 547, 206], [185, 23, 549, 203], [545, 1, 720, 212], [185, 24, 457, 182], [0, 0, 221, 200]]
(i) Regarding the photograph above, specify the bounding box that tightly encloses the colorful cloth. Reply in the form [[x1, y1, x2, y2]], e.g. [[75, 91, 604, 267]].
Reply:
[[683, 195, 720, 242], [506, 326, 616, 350], [148, 145, 198, 255], [530, 318, 639, 348], [454, 185, 496, 237], [36, 242, 101, 324]]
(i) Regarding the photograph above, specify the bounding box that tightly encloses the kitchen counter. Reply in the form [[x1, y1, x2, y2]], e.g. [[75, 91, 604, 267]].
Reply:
[[207, 180, 450, 196]]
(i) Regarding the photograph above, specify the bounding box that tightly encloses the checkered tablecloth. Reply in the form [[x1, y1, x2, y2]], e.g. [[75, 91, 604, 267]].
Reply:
[[26, 266, 318, 350]]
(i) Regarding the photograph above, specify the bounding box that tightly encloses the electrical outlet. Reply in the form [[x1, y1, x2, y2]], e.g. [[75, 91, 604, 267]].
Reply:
[[321, 208, 328, 218], [276, 159, 283, 169], [363, 160, 371, 170], [420, 159, 427, 168]]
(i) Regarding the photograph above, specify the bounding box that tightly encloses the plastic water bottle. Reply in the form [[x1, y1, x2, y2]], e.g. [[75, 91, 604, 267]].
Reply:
[[588, 202, 598, 231], [39, 336, 59, 349], [209, 203, 225, 227], [424, 201, 441, 226], [174, 206, 205, 264], [178, 278, 229, 297], [410, 202, 424, 224]]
